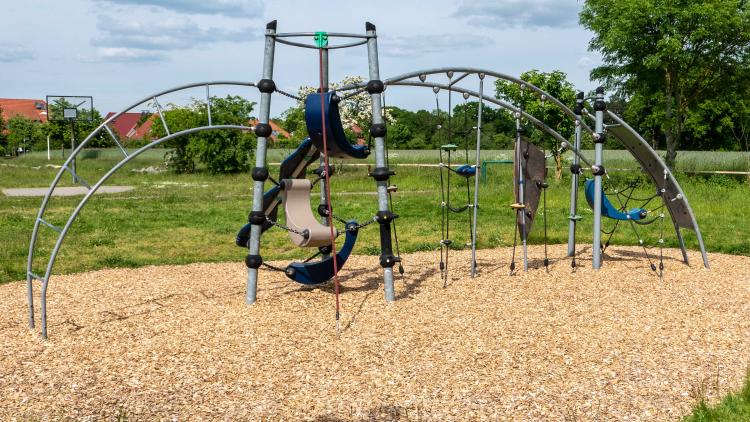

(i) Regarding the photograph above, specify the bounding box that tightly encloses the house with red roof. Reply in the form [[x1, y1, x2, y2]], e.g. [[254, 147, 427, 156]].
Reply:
[[0, 98, 48, 123], [104, 112, 155, 141], [249, 119, 290, 141]]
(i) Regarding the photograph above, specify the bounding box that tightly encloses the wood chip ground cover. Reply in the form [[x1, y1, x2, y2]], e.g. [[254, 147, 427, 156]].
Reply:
[[1, 245, 749, 420]]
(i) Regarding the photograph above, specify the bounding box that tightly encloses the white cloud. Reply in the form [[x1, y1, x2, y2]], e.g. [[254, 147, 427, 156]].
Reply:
[[88, 47, 165, 63], [380, 34, 495, 58], [454, 0, 581, 29], [92, 15, 259, 52], [577, 56, 595, 68], [0, 43, 35, 62], [96, 0, 264, 18]]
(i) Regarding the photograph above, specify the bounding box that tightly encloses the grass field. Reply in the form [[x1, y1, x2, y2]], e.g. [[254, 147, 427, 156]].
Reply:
[[1, 147, 749, 283]]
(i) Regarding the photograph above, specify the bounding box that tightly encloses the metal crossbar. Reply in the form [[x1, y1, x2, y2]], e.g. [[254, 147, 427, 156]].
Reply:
[[27, 272, 45, 282], [62, 166, 91, 189], [38, 218, 62, 233], [153, 97, 170, 135], [103, 124, 129, 157]]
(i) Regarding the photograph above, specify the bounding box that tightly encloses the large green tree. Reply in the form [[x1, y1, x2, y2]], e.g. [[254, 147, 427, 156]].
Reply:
[[151, 95, 256, 174], [496, 69, 577, 179], [580, 0, 750, 167]]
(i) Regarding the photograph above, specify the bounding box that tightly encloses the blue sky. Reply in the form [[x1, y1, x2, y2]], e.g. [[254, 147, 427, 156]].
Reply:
[[1, 0, 600, 117]]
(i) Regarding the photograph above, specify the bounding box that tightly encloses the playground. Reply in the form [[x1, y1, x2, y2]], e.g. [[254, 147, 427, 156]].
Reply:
[[3, 14, 750, 420]]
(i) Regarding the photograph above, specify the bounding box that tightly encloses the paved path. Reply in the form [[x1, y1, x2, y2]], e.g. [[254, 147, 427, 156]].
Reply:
[[2, 186, 134, 197]]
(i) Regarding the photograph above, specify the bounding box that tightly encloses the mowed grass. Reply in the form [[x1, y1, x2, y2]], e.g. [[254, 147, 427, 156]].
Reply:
[[1, 148, 749, 283], [684, 368, 750, 422]]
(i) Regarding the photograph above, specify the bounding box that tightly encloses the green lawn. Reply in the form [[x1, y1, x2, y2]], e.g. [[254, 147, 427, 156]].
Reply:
[[2, 148, 748, 283], [684, 368, 750, 421]]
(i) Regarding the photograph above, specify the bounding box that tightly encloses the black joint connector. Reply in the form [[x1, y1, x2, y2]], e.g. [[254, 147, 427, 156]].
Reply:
[[370, 123, 386, 138], [317, 203, 331, 217], [593, 99, 607, 112], [366, 22, 376, 31], [516, 128, 525, 136], [376, 210, 398, 224], [251, 167, 269, 181], [319, 245, 333, 255], [255, 123, 272, 138], [248, 211, 266, 225], [596, 86, 605, 95], [257, 79, 276, 94], [594, 132, 607, 144], [379, 254, 400, 268], [570, 164, 582, 174], [523, 151, 529, 160], [369, 166, 394, 181], [592, 165, 606, 176], [331, 93, 341, 104], [313, 165, 334, 177], [536, 181, 549, 189], [345, 222, 359, 233], [366, 79, 384, 94], [266, 20, 277, 30], [577, 91, 585, 100], [245, 254, 262, 269]]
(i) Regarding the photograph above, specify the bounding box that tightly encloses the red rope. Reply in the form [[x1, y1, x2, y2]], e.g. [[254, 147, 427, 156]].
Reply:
[[318, 47, 341, 330]]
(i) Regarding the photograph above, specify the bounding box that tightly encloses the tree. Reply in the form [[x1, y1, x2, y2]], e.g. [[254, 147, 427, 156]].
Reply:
[[6, 116, 45, 156], [496, 70, 577, 179], [150, 95, 256, 174], [580, 0, 750, 167]]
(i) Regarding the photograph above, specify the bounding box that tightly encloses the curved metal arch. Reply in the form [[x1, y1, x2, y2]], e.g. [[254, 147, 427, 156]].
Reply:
[[27, 123, 253, 339], [339, 67, 595, 135], [28, 80, 258, 273]]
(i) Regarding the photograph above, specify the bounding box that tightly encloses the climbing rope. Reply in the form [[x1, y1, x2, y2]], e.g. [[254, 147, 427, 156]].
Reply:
[[381, 93, 405, 275], [317, 47, 341, 334]]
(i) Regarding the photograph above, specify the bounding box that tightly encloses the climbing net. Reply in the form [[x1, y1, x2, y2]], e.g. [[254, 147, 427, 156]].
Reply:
[[434, 76, 478, 285], [598, 172, 669, 277]]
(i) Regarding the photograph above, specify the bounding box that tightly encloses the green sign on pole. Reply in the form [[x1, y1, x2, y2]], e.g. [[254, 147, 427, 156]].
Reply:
[[314, 31, 328, 48]]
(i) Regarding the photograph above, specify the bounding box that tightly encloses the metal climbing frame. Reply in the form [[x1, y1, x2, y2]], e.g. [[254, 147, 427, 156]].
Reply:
[[341, 67, 708, 271], [26, 81, 258, 338], [245, 21, 398, 304]]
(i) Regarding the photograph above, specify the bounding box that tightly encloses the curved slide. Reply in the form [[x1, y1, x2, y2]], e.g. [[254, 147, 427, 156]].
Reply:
[[285, 222, 359, 285], [584, 179, 647, 221], [305, 92, 370, 159]]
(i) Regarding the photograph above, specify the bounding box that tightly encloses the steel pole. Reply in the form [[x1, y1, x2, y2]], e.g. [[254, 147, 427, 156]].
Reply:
[[319, 48, 330, 260], [246, 20, 277, 303], [592, 87, 606, 269], [470, 74, 484, 277], [366, 22, 395, 302], [567, 92, 584, 257]]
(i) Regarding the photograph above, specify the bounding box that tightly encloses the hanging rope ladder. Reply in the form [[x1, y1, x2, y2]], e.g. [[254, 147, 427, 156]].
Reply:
[[436, 73, 477, 286]]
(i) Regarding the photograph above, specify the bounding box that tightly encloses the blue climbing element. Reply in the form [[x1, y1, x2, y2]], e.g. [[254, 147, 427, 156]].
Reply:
[[584, 179, 647, 221], [455, 164, 476, 177], [305, 92, 370, 159], [285, 222, 359, 285]]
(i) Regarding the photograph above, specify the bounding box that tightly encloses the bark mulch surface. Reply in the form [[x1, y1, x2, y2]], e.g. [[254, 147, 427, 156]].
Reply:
[[1, 245, 749, 420]]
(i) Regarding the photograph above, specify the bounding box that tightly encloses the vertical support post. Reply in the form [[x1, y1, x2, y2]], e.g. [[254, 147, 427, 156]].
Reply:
[[47, 135, 51, 161], [319, 48, 331, 248], [70, 121, 78, 184], [515, 87, 528, 271], [592, 87, 606, 269], [246, 20, 277, 304], [567, 92, 584, 258], [470, 74, 484, 277], [366, 22, 396, 302]]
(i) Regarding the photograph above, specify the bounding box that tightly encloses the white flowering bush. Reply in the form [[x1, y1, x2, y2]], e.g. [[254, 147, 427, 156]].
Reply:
[[296, 75, 395, 132]]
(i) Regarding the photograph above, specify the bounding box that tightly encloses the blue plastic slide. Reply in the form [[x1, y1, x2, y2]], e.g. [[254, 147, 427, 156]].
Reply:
[[584, 179, 647, 221], [305, 92, 370, 159], [284, 221, 359, 285]]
